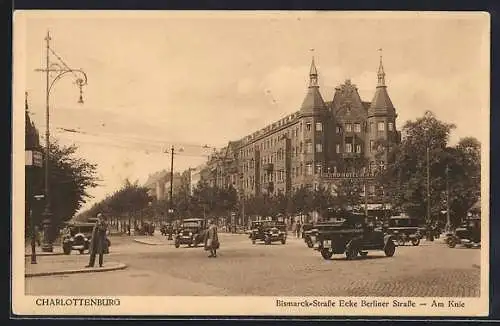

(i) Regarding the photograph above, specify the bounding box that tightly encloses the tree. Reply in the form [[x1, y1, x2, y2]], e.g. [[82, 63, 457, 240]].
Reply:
[[43, 141, 98, 238], [333, 179, 363, 211], [377, 111, 480, 226]]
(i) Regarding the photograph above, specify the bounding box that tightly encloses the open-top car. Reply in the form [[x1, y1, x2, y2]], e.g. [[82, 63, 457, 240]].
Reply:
[[174, 218, 207, 248], [385, 215, 423, 246], [250, 220, 287, 245], [62, 221, 111, 255], [446, 216, 481, 248], [316, 212, 396, 260]]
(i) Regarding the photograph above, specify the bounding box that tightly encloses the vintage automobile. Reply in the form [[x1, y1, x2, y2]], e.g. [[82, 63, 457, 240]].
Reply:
[[160, 223, 175, 238], [250, 220, 287, 245], [62, 221, 111, 255], [385, 215, 423, 246], [247, 221, 264, 238], [446, 216, 481, 248], [316, 212, 396, 260], [302, 223, 319, 248], [174, 218, 207, 248]]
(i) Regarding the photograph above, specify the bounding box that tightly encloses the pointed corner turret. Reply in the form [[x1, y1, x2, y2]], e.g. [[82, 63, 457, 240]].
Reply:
[[369, 49, 395, 117], [300, 54, 326, 115], [309, 55, 318, 88]]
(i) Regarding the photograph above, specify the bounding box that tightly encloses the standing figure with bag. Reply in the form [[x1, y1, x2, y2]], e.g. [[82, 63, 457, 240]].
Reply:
[[85, 213, 109, 268], [204, 219, 219, 258]]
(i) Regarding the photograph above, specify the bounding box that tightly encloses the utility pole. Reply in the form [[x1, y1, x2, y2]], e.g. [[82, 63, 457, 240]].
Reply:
[[445, 164, 451, 233], [426, 146, 432, 241], [169, 146, 174, 223]]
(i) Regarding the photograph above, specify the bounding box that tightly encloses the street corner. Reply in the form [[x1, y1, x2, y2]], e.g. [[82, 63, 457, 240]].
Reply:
[[25, 258, 128, 278]]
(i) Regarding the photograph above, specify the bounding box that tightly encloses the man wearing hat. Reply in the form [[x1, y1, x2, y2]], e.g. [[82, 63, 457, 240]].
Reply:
[[85, 213, 109, 268]]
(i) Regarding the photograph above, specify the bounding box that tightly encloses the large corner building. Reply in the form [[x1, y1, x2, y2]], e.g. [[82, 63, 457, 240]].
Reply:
[[205, 55, 401, 201]]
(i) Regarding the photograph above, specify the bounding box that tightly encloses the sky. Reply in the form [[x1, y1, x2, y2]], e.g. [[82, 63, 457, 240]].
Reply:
[[14, 11, 490, 213]]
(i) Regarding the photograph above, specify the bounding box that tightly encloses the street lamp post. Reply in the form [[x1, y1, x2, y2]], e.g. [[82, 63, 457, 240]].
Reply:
[[35, 31, 88, 252], [445, 164, 451, 233]]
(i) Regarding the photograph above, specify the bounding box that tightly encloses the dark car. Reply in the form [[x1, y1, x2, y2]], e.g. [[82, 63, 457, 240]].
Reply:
[[385, 215, 423, 246], [303, 223, 319, 248], [316, 212, 396, 260], [446, 216, 481, 248], [62, 221, 111, 255], [250, 220, 287, 245], [160, 223, 174, 236], [174, 218, 207, 248], [247, 221, 264, 238]]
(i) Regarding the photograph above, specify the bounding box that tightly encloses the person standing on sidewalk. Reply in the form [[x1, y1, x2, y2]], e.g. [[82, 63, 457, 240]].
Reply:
[[204, 219, 219, 258], [86, 213, 108, 268]]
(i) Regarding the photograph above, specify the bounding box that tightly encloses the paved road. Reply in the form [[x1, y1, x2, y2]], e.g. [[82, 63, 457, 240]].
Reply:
[[25, 233, 481, 297]]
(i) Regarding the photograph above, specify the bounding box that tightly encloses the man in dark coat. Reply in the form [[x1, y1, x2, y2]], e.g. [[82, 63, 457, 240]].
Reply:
[[85, 213, 108, 268]]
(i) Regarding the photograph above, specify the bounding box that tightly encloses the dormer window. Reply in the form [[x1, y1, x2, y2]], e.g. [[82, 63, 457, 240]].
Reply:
[[354, 123, 361, 133], [388, 122, 394, 131], [345, 123, 352, 132]]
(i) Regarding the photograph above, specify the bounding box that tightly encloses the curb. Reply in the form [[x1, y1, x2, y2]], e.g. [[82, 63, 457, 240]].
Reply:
[[25, 262, 127, 278], [25, 252, 65, 257], [133, 238, 166, 246]]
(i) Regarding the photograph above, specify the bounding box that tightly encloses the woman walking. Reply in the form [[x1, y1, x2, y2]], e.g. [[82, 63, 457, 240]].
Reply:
[[204, 219, 219, 258]]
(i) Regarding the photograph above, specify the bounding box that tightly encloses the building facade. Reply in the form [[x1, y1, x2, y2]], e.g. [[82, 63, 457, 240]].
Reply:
[[213, 55, 401, 200]]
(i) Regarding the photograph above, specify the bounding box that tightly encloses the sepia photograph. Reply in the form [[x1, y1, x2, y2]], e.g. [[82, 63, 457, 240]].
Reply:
[[12, 10, 489, 316]]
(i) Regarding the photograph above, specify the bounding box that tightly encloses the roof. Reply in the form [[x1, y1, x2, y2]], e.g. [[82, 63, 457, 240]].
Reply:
[[369, 86, 396, 117], [300, 86, 327, 114]]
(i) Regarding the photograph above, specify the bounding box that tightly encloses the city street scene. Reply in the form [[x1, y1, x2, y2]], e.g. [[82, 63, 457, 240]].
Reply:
[[16, 11, 488, 314]]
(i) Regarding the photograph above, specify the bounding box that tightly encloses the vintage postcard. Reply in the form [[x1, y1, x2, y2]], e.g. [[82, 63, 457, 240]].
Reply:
[[12, 10, 490, 317]]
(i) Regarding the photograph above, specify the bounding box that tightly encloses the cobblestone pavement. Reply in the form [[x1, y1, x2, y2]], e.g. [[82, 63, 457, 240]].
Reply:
[[25, 233, 481, 297]]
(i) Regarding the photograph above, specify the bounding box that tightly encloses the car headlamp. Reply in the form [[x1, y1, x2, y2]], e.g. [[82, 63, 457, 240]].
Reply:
[[189, 232, 193, 236]]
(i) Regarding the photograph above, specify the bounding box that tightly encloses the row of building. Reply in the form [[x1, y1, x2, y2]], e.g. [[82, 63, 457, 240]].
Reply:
[[145, 54, 400, 205]]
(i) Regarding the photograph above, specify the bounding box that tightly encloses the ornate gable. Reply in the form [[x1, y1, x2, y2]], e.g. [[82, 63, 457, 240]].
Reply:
[[332, 79, 367, 121]]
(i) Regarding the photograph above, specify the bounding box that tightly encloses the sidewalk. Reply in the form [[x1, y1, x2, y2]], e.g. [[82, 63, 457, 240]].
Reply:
[[25, 254, 127, 277], [25, 245, 65, 257]]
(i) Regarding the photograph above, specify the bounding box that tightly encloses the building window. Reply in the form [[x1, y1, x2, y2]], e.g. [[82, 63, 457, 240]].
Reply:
[[378, 122, 385, 131], [300, 142, 303, 153], [346, 123, 352, 132], [356, 144, 362, 153], [305, 163, 313, 176], [316, 143, 323, 153], [336, 126, 342, 134], [354, 123, 361, 133], [346, 143, 352, 153], [388, 122, 394, 131], [336, 144, 340, 153], [306, 142, 313, 154], [370, 140, 375, 152], [315, 122, 323, 132], [306, 122, 312, 131]]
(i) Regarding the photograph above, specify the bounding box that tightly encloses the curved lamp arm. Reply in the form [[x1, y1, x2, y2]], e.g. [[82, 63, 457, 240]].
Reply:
[[48, 68, 88, 97]]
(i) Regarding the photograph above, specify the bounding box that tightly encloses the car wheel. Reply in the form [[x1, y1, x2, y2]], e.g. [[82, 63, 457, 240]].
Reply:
[[411, 238, 420, 246], [79, 249, 84, 254], [265, 237, 271, 245], [306, 239, 314, 248], [384, 240, 396, 257], [281, 238, 286, 245], [397, 237, 405, 246], [447, 237, 457, 248], [320, 248, 333, 260], [175, 241, 180, 248], [251, 239, 256, 244], [345, 246, 358, 260]]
